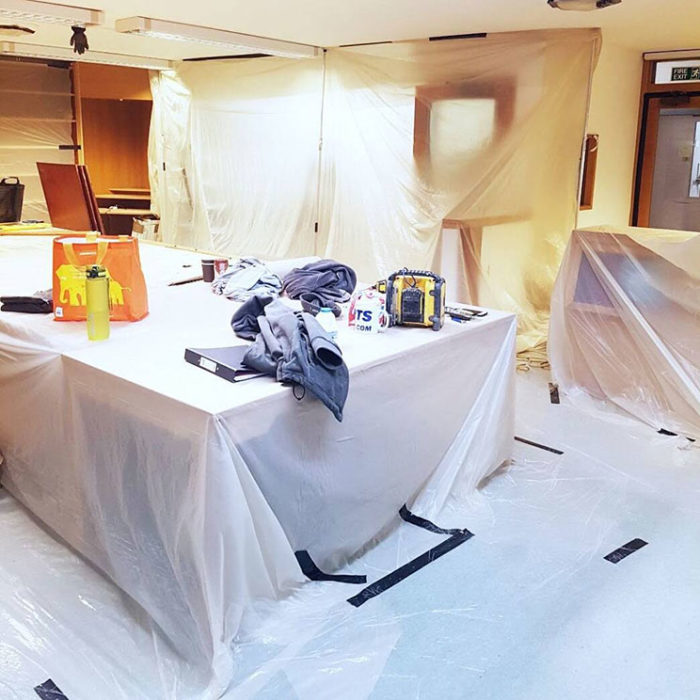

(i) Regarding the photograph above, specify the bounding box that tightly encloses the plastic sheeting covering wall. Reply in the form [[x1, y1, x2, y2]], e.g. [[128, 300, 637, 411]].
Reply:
[[0, 61, 75, 221], [549, 226, 700, 438], [149, 29, 600, 350]]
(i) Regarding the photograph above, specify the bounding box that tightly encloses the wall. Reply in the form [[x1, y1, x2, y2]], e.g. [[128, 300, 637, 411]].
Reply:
[[81, 99, 152, 193], [74, 63, 153, 195], [578, 39, 643, 228], [75, 64, 152, 101]]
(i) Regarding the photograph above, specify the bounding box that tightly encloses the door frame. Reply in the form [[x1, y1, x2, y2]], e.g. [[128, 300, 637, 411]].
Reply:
[[631, 57, 700, 226], [632, 92, 700, 226]]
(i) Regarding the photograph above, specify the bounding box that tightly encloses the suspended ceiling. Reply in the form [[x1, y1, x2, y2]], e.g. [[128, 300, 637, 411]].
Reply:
[[3, 0, 699, 63]]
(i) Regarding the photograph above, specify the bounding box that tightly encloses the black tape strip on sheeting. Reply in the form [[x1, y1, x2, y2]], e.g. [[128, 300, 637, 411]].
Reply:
[[348, 531, 473, 608], [34, 679, 69, 700], [658, 428, 696, 442], [399, 504, 471, 537], [514, 436, 564, 455], [604, 539, 648, 564], [295, 550, 367, 584], [548, 382, 560, 404]]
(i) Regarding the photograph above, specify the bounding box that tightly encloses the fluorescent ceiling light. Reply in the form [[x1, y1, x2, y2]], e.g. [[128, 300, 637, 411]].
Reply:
[[0, 0, 102, 26], [0, 41, 172, 69], [115, 16, 319, 59]]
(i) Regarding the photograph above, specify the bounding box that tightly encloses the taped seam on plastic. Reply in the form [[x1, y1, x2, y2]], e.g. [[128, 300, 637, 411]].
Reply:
[[294, 550, 367, 584], [514, 436, 564, 455], [34, 678, 69, 699], [604, 539, 648, 564], [347, 505, 474, 608]]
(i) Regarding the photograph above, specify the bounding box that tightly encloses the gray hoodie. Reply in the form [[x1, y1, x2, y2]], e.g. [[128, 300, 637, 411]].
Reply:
[[236, 298, 349, 421]]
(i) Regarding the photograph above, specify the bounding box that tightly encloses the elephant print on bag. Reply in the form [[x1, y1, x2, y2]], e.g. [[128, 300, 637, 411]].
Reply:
[[55, 263, 87, 306], [56, 263, 129, 308]]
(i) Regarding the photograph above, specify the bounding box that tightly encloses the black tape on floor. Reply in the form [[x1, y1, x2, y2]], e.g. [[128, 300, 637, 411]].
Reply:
[[295, 550, 367, 584], [548, 382, 560, 404], [347, 531, 473, 608], [658, 428, 696, 443], [34, 679, 69, 700], [399, 505, 470, 537], [514, 436, 564, 455], [604, 539, 648, 564]]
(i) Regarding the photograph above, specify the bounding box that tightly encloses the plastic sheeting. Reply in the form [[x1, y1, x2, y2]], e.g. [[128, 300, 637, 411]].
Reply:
[[0, 62, 75, 221], [148, 29, 600, 350], [549, 225, 700, 438], [0, 236, 515, 696], [1, 367, 698, 700], [148, 70, 203, 249]]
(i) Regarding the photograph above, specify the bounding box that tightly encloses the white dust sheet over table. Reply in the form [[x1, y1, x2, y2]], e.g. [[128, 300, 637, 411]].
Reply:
[[0, 236, 515, 696]]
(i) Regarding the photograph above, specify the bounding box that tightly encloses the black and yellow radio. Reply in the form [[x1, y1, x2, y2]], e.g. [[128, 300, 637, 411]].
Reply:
[[378, 268, 446, 331]]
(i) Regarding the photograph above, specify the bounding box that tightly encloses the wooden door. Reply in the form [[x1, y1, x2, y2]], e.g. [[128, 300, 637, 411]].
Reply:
[[634, 93, 700, 227]]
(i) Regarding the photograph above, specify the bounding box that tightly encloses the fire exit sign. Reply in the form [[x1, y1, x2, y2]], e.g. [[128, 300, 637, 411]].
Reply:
[[671, 66, 700, 81]]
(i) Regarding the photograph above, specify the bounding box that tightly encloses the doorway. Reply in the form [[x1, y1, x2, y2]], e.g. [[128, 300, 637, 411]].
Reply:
[[634, 94, 700, 231]]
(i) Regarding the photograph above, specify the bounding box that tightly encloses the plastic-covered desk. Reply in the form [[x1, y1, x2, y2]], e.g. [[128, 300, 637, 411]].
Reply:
[[549, 226, 699, 438], [0, 236, 516, 694]]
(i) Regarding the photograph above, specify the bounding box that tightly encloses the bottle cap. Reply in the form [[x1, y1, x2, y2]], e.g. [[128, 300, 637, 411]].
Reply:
[[86, 264, 106, 278]]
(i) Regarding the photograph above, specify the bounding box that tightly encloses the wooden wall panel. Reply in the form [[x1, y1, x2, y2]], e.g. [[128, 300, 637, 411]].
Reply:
[[75, 64, 152, 101], [81, 99, 152, 194]]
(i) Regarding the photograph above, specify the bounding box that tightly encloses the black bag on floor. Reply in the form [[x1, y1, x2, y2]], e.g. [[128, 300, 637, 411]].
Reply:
[[0, 177, 25, 223]]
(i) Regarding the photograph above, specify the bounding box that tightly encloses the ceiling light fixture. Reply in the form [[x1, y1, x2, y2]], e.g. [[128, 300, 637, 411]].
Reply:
[[0, 41, 172, 69], [115, 16, 319, 59], [548, 0, 621, 9], [0, 0, 102, 26]]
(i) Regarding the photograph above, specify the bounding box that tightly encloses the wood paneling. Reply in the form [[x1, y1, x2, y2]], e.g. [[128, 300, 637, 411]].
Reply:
[[579, 134, 599, 210], [74, 63, 152, 101], [81, 99, 152, 194]]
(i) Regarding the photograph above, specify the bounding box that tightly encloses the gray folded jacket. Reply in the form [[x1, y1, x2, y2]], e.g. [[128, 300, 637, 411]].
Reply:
[[235, 298, 349, 421]]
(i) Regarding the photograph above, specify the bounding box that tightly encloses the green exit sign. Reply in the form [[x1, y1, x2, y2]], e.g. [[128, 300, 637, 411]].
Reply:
[[671, 66, 700, 81]]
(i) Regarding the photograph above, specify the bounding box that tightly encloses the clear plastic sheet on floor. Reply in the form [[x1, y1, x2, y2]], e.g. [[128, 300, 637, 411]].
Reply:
[[1, 369, 698, 699]]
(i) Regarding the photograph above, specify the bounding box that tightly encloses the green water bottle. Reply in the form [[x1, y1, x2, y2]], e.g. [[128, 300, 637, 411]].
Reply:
[[86, 265, 110, 341]]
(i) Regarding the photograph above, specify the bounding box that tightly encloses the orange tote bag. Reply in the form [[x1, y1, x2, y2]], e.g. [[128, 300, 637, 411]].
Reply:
[[52, 235, 149, 321]]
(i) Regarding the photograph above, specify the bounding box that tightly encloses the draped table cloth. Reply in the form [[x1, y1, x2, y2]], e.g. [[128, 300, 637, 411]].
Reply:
[[0, 235, 516, 693]]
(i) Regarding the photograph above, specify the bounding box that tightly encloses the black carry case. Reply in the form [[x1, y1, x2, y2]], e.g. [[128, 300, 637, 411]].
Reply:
[[0, 176, 25, 223]]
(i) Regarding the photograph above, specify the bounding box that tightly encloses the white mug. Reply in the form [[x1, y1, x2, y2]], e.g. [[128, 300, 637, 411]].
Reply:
[[354, 294, 389, 334]]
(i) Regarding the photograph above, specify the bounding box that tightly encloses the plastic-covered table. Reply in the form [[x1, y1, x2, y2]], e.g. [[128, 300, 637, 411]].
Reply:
[[0, 236, 516, 694]]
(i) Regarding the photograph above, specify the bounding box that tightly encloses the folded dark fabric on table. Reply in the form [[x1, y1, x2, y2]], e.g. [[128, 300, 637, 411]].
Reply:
[[233, 296, 349, 421], [1, 289, 53, 314], [231, 294, 274, 340], [283, 259, 357, 317]]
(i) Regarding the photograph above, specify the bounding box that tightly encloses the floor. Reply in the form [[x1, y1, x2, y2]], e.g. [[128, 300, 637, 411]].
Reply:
[[0, 369, 698, 699]]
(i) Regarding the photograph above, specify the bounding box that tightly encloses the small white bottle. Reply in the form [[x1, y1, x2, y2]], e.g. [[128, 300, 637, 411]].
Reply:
[[317, 307, 338, 341]]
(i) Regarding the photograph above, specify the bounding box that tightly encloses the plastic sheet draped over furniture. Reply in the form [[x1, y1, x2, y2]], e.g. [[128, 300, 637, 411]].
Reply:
[[0, 236, 515, 697], [549, 226, 700, 438], [0, 62, 74, 221], [148, 29, 600, 351]]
